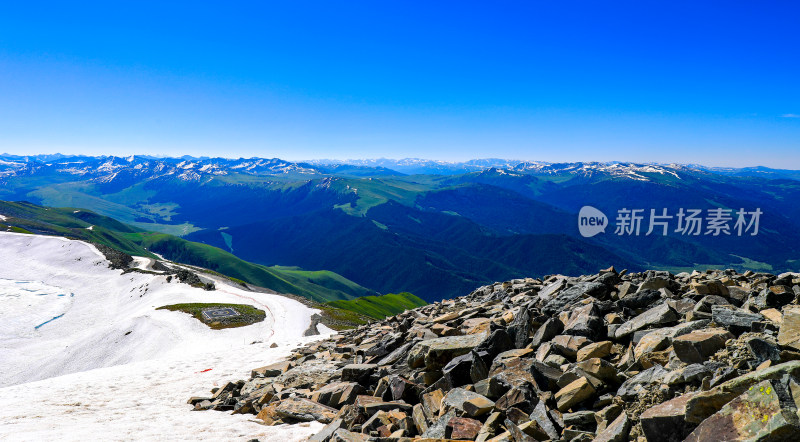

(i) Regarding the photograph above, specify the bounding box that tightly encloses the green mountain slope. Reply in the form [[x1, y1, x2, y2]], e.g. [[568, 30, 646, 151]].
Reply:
[[327, 292, 427, 319], [130, 233, 373, 302], [0, 200, 375, 303]]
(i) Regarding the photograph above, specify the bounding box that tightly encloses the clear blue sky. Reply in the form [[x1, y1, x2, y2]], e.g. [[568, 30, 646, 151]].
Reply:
[[1, 1, 798, 167]]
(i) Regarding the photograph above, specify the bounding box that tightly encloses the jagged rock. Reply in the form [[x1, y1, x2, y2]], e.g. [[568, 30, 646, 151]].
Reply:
[[551, 334, 591, 358], [421, 409, 456, 438], [421, 389, 444, 419], [508, 306, 533, 348], [711, 305, 763, 334], [331, 428, 369, 442], [530, 317, 564, 348], [442, 353, 476, 387], [463, 395, 496, 417], [341, 364, 377, 384], [555, 377, 596, 411], [779, 306, 800, 351], [441, 388, 493, 415], [495, 385, 537, 414], [593, 412, 630, 442], [474, 329, 515, 362], [640, 393, 698, 442], [251, 361, 291, 377], [594, 403, 622, 432], [673, 328, 733, 363], [504, 418, 535, 442], [310, 382, 364, 407], [685, 379, 800, 441], [408, 333, 487, 370], [411, 403, 428, 434], [562, 410, 595, 428], [614, 302, 678, 339], [747, 337, 781, 365], [562, 303, 604, 340], [475, 377, 504, 399], [274, 397, 338, 423], [640, 275, 678, 292], [309, 418, 345, 441], [576, 340, 612, 361], [191, 268, 800, 441], [575, 358, 620, 385], [529, 400, 560, 440], [617, 365, 669, 399], [633, 320, 711, 360], [362, 401, 413, 415], [446, 416, 482, 440], [542, 282, 607, 315], [752, 286, 795, 310], [617, 289, 661, 310], [475, 411, 503, 442]]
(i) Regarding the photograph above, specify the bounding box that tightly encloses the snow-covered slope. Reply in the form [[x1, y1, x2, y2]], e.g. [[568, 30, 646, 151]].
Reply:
[[0, 232, 328, 440], [0, 232, 320, 387]]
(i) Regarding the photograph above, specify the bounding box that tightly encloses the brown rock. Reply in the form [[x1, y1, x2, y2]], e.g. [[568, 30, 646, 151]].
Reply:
[[551, 334, 591, 358], [593, 412, 631, 442], [778, 306, 800, 351], [761, 308, 783, 324], [408, 333, 487, 370], [274, 397, 338, 423], [251, 361, 291, 377], [256, 402, 281, 425], [476, 411, 503, 442], [432, 323, 461, 336], [555, 377, 596, 412], [422, 389, 444, 419], [575, 357, 620, 384], [331, 428, 370, 442], [673, 328, 733, 363], [412, 403, 429, 435], [447, 416, 483, 440], [463, 395, 496, 417], [576, 340, 613, 361], [640, 393, 698, 442]]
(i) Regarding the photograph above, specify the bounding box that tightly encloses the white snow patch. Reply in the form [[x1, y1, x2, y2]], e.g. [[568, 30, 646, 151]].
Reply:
[[0, 232, 332, 441], [85, 225, 93, 230], [0, 337, 326, 442], [0, 232, 323, 387], [0, 214, 7, 221]]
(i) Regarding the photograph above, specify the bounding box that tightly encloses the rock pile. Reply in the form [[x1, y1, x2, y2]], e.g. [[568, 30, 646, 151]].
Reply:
[[190, 267, 800, 441]]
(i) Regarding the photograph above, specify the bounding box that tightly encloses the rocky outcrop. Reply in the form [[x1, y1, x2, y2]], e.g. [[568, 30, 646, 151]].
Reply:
[[191, 267, 800, 441]]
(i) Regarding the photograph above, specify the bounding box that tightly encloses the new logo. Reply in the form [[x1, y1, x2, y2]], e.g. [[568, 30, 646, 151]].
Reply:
[[578, 206, 608, 237]]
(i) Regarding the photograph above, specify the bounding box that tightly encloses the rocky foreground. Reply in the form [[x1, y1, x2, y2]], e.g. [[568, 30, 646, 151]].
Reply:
[[189, 268, 800, 441]]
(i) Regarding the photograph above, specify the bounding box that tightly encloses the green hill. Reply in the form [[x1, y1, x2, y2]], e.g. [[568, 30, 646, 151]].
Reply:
[[0, 200, 376, 303], [129, 233, 374, 302], [327, 292, 427, 319]]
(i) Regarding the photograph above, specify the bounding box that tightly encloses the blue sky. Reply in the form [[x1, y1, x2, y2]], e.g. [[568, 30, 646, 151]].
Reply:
[[0, 1, 798, 167]]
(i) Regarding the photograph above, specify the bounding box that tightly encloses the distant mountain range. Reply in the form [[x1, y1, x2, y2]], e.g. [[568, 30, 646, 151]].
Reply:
[[2, 153, 799, 301]]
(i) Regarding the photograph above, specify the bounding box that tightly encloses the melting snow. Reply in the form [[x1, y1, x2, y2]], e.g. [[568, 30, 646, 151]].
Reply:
[[0, 232, 327, 441]]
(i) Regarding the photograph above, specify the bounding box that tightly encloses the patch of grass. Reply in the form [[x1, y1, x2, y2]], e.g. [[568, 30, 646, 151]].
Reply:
[[326, 292, 427, 320], [2, 224, 33, 234], [156, 303, 266, 330], [315, 305, 373, 330]]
